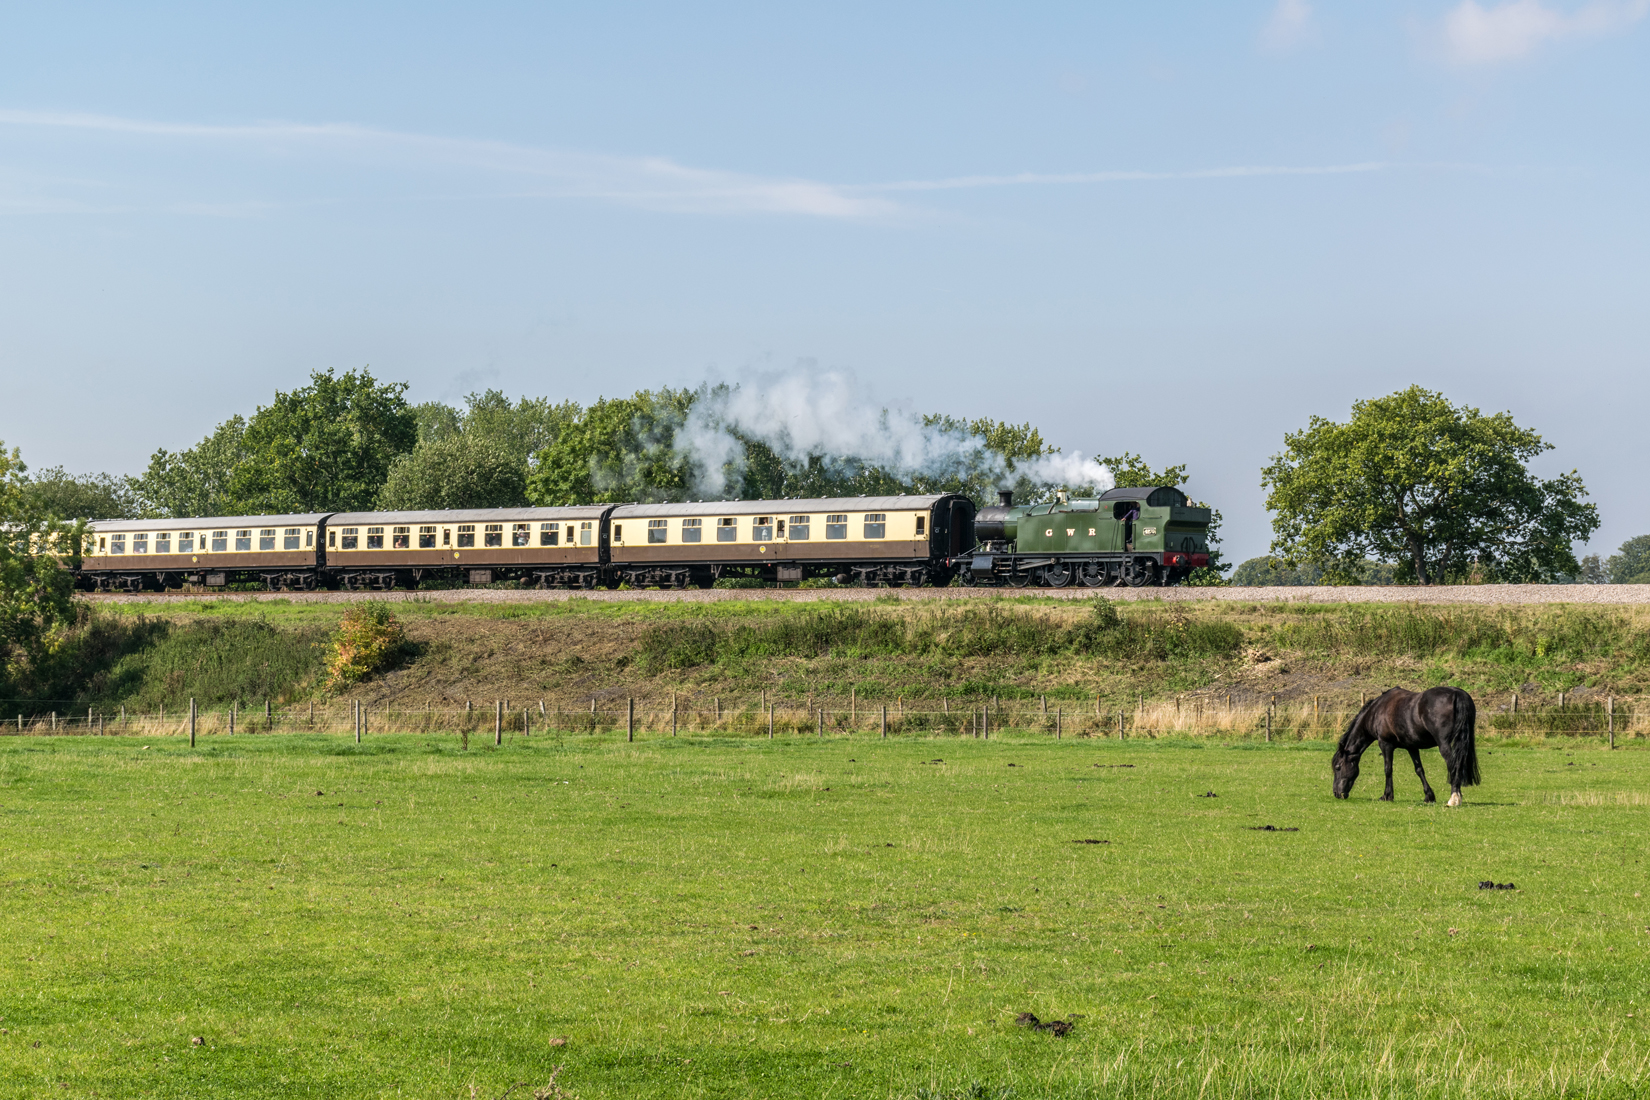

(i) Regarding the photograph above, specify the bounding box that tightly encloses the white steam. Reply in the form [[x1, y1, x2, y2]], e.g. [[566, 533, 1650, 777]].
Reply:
[[673, 365, 1113, 498]]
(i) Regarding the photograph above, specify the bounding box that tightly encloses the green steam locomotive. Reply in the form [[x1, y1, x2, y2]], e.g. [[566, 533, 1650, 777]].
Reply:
[[959, 486, 1211, 588]]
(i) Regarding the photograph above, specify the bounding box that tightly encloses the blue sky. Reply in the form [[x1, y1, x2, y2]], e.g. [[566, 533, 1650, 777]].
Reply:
[[2, 1, 1647, 564]]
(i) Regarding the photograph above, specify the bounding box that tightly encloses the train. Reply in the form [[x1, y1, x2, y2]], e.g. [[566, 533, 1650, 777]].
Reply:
[[76, 486, 1210, 592]]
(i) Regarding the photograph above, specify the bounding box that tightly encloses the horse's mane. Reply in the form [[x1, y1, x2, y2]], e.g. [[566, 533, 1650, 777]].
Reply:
[[1335, 694, 1382, 754]]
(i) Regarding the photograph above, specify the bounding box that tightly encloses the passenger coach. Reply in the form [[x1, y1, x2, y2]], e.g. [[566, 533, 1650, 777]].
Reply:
[[80, 514, 329, 591], [608, 494, 975, 588]]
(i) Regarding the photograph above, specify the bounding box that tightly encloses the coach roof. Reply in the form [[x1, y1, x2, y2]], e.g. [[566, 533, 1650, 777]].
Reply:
[[328, 506, 617, 526], [85, 513, 333, 532], [611, 494, 957, 520]]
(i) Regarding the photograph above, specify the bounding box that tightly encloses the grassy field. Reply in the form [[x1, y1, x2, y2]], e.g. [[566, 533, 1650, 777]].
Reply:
[[2, 729, 1647, 1098]]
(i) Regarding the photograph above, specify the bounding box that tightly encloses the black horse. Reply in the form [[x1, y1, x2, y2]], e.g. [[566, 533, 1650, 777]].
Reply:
[[1331, 687, 1480, 806]]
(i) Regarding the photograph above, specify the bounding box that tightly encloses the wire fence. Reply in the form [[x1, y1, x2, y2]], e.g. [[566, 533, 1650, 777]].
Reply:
[[3, 692, 1644, 747]]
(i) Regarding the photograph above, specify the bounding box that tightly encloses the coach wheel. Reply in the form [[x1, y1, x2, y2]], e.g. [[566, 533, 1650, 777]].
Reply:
[[1042, 564, 1072, 589], [578, 573, 597, 590], [1121, 559, 1155, 588]]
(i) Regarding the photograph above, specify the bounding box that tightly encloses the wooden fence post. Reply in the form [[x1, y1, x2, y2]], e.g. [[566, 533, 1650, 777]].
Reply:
[[1512, 692, 1518, 714], [1608, 696, 1615, 750], [982, 706, 988, 740], [769, 706, 774, 739], [354, 701, 361, 744], [1056, 707, 1062, 739], [189, 699, 196, 747], [229, 704, 234, 735], [1118, 709, 1125, 739], [627, 697, 634, 742], [524, 708, 530, 738], [672, 692, 677, 737], [1266, 703, 1273, 743], [715, 697, 721, 721], [851, 687, 856, 725], [881, 706, 887, 739], [818, 709, 824, 738], [496, 700, 503, 746]]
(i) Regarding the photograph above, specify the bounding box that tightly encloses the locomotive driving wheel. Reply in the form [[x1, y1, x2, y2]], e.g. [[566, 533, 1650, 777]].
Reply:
[[1078, 563, 1107, 587], [1121, 559, 1156, 587], [1006, 569, 1030, 588], [1042, 563, 1072, 588]]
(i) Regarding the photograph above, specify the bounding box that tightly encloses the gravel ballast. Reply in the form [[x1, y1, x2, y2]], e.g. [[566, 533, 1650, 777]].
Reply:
[[81, 584, 1650, 607]]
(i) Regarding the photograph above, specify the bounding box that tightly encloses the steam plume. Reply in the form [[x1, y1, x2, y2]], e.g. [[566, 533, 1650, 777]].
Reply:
[[672, 366, 1112, 499]]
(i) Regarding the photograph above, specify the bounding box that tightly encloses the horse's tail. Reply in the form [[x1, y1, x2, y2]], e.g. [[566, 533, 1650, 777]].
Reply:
[[1449, 689, 1480, 787]]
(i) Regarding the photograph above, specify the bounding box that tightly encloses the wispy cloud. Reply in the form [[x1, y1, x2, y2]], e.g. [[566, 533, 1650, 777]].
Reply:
[[857, 162, 1386, 193], [1261, 0, 1318, 52], [1439, 0, 1648, 64], [0, 109, 895, 219], [0, 108, 1392, 220]]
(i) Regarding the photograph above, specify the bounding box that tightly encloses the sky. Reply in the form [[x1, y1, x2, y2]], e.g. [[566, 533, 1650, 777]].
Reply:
[[2, 1, 1647, 565]]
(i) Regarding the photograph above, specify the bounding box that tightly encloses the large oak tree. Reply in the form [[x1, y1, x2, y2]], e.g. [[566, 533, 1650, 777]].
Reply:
[[1262, 386, 1598, 584]]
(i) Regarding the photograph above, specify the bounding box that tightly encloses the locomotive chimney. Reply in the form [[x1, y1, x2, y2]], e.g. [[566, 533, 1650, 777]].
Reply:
[[998, 490, 1013, 507]]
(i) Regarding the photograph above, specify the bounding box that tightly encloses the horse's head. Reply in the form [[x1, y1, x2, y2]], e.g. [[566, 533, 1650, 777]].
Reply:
[[1331, 704, 1374, 799], [1330, 745, 1359, 798]]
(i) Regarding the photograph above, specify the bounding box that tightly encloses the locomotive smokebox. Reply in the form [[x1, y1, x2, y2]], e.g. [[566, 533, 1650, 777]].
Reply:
[[973, 490, 1017, 543]]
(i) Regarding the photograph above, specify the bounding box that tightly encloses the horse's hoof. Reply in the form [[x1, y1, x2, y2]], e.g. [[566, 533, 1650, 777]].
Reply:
[[1424, 795, 1436, 804], [1380, 795, 1394, 802], [1447, 792, 1463, 808]]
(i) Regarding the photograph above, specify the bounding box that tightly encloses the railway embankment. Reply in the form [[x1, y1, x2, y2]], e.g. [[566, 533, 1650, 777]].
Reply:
[[10, 595, 1650, 743]]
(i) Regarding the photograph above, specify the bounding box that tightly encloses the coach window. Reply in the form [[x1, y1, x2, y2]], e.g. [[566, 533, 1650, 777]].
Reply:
[[340, 528, 359, 550], [442, 527, 452, 547], [366, 527, 385, 550], [915, 515, 926, 536], [284, 528, 302, 550], [647, 519, 668, 544], [306, 529, 314, 548], [681, 518, 702, 543], [393, 526, 411, 549], [539, 522, 559, 547], [133, 533, 148, 554], [717, 517, 738, 542], [111, 534, 126, 555], [212, 530, 229, 552], [235, 529, 252, 552], [457, 525, 475, 548], [613, 524, 624, 544], [863, 514, 886, 539], [580, 521, 593, 546], [788, 515, 810, 540], [418, 526, 437, 549], [484, 524, 504, 548], [326, 531, 335, 549], [259, 529, 276, 551], [752, 516, 774, 541], [825, 514, 847, 540], [178, 532, 193, 553], [512, 523, 530, 547], [156, 532, 171, 554]]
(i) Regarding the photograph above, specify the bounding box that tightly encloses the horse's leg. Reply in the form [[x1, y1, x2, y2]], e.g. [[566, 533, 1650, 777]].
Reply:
[[1408, 748, 1436, 803], [1381, 742, 1396, 801]]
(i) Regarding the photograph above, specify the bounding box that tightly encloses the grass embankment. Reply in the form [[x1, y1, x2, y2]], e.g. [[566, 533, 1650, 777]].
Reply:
[[15, 598, 1650, 740], [1, 734, 1647, 1098]]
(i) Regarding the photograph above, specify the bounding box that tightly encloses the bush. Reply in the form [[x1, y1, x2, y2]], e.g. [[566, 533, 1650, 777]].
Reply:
[[324, 602, 409, 691]]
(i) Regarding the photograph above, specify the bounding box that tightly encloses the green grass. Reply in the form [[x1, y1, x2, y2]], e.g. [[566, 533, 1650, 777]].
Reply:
[[2, 731, 1647, 1098]]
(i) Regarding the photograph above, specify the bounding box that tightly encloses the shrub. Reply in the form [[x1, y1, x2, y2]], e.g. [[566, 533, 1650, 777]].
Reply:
[[324, 602, 408, 691]]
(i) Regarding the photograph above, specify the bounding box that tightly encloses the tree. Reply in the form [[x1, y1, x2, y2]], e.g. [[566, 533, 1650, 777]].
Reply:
[[1578, 554, 1607, 585], [1100, 452, 1229, 584], [139, 415, 251, 518], [1262, 387, 1599, 585], [527, 391, 695, 505], [230, 368, 418, 513], [1606, 535, 1650, 584], [377, 435, 528, 510], [22, 467, 147, 521], [0, 443, 82, 696], [460, 390, 581, 471]]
